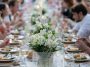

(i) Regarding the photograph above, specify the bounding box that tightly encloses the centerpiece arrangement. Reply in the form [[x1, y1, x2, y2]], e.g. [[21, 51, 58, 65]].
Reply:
[[29, 22, 61, 67], [29, 32, 58, 67]]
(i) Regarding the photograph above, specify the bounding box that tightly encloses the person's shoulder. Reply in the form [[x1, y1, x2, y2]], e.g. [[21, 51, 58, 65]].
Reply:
[[86, 14, 90, 18], [85, 14, 90, 19], [83, 14, 90, 24], [87, 14, 90, 16]]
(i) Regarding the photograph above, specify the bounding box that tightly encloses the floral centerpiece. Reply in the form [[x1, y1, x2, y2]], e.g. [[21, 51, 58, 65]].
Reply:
[[29, 32, 58, 52], [29, 29, 60, 67]]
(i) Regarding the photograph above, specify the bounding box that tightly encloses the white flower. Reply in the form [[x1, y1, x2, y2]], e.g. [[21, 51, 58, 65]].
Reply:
[[40, 29, 46, 35], [30, 34, 46, 46], [36, 21, 43, 29], [45, 38, 57, 48]]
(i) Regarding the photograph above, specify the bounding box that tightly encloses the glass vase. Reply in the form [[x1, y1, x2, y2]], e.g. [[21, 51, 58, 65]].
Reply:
[[37, 52, 54, 67]]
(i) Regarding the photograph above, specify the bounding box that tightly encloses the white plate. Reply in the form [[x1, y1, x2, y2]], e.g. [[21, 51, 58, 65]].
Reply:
[[0, 63, 12, 67], [0, 59, 13, 63], [62, 41, 76, 44], [74, 54, 90, 62]]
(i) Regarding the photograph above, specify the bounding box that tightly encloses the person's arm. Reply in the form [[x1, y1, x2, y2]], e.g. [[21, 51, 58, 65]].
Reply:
[[0, 32, 6, 40], [72, 23, 80, 34], [11, 12, 24, 28], [14, 18, 25, 28], [76, 39, 90, 55], [0, 25, 7, 40], [77, 26, 89, 38], [85, 39, 90, 47], [0, 38, 9, 48]]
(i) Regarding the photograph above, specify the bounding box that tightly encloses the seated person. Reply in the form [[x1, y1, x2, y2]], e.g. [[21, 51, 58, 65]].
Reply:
[[72, 4, 90, 38], [61, 0, 74, 20], [8, 0, 25, 28], [0, 3, 9, 39]]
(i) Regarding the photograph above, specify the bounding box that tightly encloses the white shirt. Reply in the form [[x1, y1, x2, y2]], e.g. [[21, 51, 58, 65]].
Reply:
[[4, 15, 11, 23], [73, 21, 83, 32], [77, 14, 90, 38], [4, 15, 14, 23]]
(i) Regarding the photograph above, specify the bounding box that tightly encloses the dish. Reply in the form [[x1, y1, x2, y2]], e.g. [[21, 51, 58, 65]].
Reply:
[[74, 54, 90, 62], [67, 48, 81, 53], [0, 51, 18, 54], [0, 59, 13, 63], [0, 63, 13, 67], [10, 42, 20, 45], [10, 30, 20, 35], [0, 55, 13, 63], [62, 41, 76, 44], [62, 37, 76, 44], [11, 32, 20, 35], [9, 39, 20, 45], [17, 36, 24, 40], [0, 48, 18, 54]]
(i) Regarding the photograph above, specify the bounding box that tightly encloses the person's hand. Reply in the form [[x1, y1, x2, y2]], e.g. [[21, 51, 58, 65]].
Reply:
[[78, 38, 90, 47], [0, 38, 9, 48], [14, 11, 22, 19], [76, 38, 90, 51]]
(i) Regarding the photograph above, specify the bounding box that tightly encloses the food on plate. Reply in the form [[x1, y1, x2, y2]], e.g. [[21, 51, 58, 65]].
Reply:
[[74, 54, 87, 60], [67, 37, 72, 41], [9, 39, 20, 45], [0, 55, 9, 60], [68, 47, 79, 51], [11, 30, 20, 35], [0, 48, 10, 51], [74, 54, 80, 58]]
